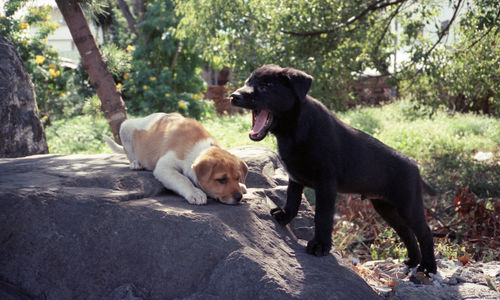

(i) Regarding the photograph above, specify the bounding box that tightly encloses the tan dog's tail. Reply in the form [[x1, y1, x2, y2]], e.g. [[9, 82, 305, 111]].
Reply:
[[103, 134, 125, 154]]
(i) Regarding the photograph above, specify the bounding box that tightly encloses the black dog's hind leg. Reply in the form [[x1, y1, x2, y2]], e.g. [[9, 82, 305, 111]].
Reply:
[[271, 179, 304, 225], [371, 199, 421, 269], [306, 182, 336, 256]]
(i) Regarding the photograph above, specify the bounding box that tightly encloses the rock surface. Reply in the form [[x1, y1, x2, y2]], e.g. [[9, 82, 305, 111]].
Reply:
[[0, 34, 48, 157], [0, 146, 379, 300], [355, 258, 500, 299]]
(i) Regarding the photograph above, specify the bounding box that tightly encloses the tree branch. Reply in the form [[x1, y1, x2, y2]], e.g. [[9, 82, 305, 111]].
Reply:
[[422, 0, 463, 59], [117, 0, 137, 35], [372, 1, 405, 71], [281, 0, 408, 37], [466, 8, 500, 50]]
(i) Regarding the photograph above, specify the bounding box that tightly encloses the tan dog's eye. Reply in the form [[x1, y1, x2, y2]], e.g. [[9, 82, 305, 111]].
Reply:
[[216, 178, 227, 184]]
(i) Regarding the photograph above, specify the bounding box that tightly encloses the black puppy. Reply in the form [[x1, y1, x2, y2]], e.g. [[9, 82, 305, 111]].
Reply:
[[230, 64, 437, 274]]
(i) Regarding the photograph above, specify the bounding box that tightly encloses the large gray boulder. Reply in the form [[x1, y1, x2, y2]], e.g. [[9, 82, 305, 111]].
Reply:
[[0, 146, 379, 299], [0, 34, 48, 157]]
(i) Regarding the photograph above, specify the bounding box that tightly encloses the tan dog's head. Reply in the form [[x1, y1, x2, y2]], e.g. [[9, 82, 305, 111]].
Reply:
[[192, 148, 248, 205]]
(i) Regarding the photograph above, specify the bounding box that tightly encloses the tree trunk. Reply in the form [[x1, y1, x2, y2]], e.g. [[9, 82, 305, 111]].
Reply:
[[55, 0, 127, 144], [0, 34, 49, 157], [117, 0, 138, 35]]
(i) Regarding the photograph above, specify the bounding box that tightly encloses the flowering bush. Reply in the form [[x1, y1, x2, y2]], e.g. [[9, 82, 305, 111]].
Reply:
[[0, 2, 69, 122], [120, 0, 209, 118]]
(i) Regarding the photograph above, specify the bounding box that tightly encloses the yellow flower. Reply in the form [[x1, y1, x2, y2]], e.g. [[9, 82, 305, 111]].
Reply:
[[42, 39, 48, 44], [163, 66, 169, 71], [49, 63, 56, 69], [49, 68, 60, 77], [129, 78, 134, 83], [178, 101, 187, 109], [42, 115, 48, 120], [126, 45, 134, 52], [193, 94, 200, 100], [150, 76, 157, 81], [22, 40, 29, 45], [45, 14, 52, 20], [19, 23, 28, 30], [116, 83, 122, 89], [123, 72, 130, 80], [143, 85, 149, 90], [164, 93, 170, 97], [35, 55, 45, 64]]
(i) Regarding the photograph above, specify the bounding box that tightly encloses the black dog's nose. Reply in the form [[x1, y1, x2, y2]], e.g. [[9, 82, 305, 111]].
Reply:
[[233, 192, 243, 202], [230, 92, 242, 103]]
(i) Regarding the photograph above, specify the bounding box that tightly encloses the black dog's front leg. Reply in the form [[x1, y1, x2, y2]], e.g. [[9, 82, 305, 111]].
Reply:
[[271, 179, 304, 225], [306, 183, 336, 256]]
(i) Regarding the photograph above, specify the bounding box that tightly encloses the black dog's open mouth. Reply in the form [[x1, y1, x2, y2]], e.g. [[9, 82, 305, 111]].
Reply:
[[250, 110, 273, 141]]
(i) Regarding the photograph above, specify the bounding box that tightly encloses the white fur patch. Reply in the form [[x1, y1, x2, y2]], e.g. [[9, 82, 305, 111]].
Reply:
[[183, 138, 216, 183], [119, 113, 168, 164], [153, 151, 207, 205]]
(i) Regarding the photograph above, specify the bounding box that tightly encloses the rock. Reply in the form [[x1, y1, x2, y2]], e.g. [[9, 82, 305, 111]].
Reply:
[[0, 146, 379, 300], [392, 281, 500, 300], [0, 34, 48, 157], [108, 284, 149, 300], [357, 258, 500, 299]]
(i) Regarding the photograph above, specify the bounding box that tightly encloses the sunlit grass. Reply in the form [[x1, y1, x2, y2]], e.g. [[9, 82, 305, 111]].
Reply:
[[200, 112, 277, 150]]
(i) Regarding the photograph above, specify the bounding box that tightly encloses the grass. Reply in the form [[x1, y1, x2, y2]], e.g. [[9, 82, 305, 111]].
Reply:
[[337, 100, 499, 198], [45, 100, 500, 262]]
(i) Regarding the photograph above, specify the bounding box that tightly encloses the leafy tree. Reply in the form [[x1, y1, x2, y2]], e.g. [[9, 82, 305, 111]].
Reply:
[[177, 0, 408, 108], [398, 0, 500, 115], [177, 0, 499, 113], [118, 0, 207, 117]]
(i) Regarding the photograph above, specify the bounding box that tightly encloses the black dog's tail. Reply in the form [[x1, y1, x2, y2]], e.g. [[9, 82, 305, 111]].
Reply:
[[422, 180, 437, 196]]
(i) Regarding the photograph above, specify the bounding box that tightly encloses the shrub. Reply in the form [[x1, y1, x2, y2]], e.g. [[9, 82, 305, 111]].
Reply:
[[120, 0, 208, 118]]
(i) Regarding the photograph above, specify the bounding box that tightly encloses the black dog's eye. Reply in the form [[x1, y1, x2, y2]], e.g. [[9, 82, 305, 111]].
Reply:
[[257, 82, 272, 93], [216, 178, 227, 184]]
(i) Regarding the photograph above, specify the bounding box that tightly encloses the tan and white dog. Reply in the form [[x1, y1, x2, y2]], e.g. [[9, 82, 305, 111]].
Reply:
[[104, 112, 248, 205]]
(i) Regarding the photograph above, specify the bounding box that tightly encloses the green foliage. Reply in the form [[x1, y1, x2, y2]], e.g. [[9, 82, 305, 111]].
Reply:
[[338, 99, 500, 197], [177, 0, 397, 109], [369, 228, 407, 261], [178, 0, 499, 115], [397, 1, 500, 115], [200, 113, 277, 150], [121, 0, 207, 118], [101, 43, 132, 79], [45, 115, 112, 154], [0, 1, 70, 120]]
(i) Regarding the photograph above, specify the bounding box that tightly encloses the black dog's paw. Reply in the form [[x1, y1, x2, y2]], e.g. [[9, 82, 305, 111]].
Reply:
[[306, 239, 331, 256], [270, 207, 292, 225], [403, 258, 419, 269], [417, 263, 437, 276]]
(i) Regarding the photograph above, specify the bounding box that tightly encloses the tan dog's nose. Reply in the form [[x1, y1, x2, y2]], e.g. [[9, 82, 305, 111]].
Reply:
[[233, 192, 243, 202]]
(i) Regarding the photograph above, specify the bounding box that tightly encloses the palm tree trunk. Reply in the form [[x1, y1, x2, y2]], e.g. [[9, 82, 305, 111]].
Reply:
[[55, 0, 127, 144]]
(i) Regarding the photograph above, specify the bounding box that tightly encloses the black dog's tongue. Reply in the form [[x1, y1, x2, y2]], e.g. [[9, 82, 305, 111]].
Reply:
[[250, 110, 271, 139]]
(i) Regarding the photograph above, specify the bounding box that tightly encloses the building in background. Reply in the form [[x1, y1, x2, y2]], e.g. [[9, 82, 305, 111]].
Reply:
[[2, 0, 103, 65]]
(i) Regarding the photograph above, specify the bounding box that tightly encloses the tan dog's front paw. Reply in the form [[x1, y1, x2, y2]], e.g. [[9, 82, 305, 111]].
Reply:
[[129, 160, 143, 170], [186, 188, 207, 205], [240, 183, 247, 194]]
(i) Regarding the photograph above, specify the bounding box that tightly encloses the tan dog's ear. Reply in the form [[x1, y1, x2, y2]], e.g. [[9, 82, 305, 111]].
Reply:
[[239, 159, 248, 184], [192, 159, 215, 186]]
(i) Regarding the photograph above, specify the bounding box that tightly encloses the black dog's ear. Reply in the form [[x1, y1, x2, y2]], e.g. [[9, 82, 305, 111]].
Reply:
[[283, 68, 313, 101]]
